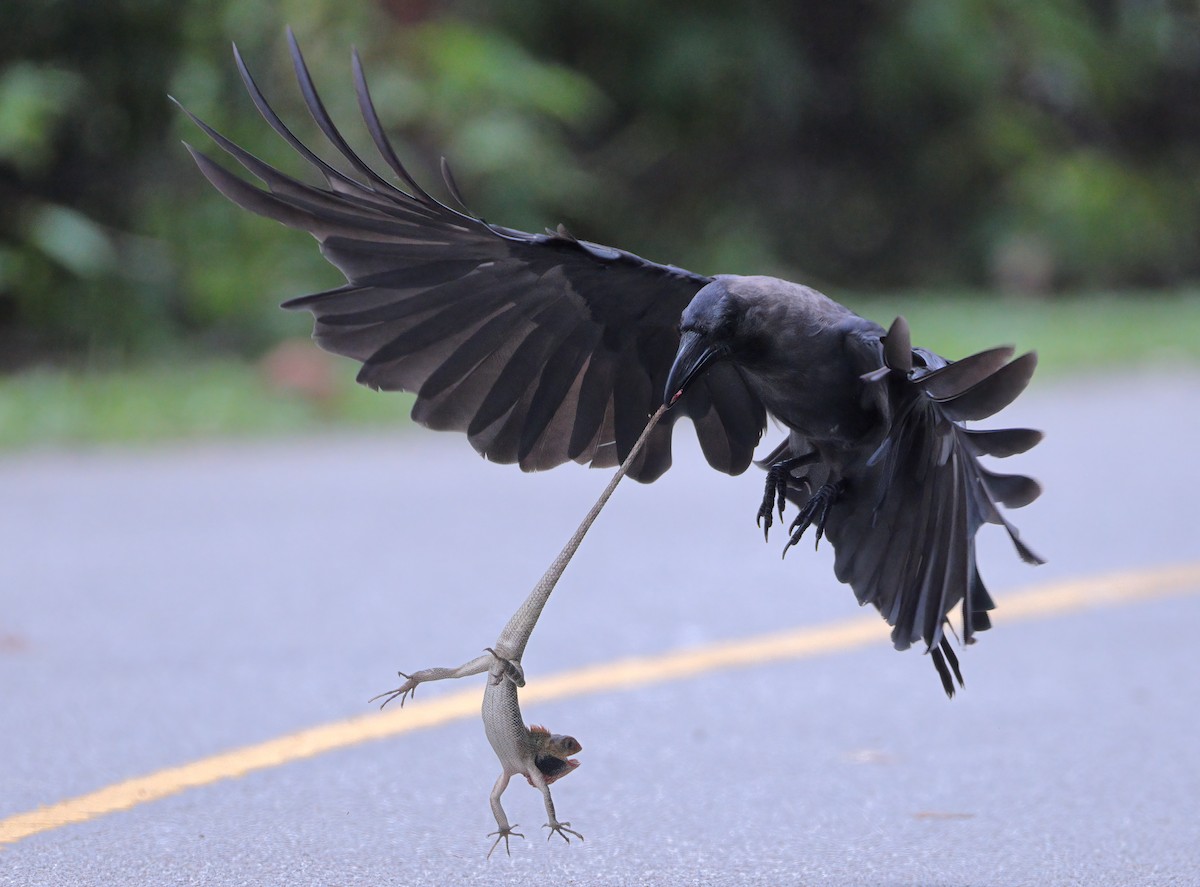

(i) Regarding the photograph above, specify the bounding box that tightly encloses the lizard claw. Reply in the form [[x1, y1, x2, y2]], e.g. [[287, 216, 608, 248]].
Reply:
[[544, 820, 584, 845], [484, 647, 526, 687], [368, 671, 417, 709], [486, 825, 525, 859]]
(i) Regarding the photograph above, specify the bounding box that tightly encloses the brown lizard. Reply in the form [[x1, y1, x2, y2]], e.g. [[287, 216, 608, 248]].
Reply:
[[371, 405, 666, 857]]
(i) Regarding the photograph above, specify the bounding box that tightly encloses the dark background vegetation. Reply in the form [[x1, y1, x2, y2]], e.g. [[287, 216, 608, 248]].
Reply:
[[2, 0, 1199, 371]]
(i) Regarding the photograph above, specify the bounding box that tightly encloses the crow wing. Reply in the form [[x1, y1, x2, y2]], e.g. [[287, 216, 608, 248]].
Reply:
[[179, 33, 765, 481], [763, 317, 1041, 694], [823, 318, 1043, 693]]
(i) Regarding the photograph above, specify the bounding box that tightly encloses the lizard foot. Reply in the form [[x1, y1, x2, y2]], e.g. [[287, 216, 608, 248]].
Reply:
[[368, 671, 418, 709], [756, 453, 817, 541], [486, 825, 525, 859], [544, 819, 584, 845], [484, 647, 526, 687], [782, 482, 841, 556]]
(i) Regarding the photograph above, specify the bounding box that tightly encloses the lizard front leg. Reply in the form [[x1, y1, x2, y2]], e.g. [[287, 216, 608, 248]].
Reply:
[[486, 772, 524, 859], [528, 767, 583, 845]]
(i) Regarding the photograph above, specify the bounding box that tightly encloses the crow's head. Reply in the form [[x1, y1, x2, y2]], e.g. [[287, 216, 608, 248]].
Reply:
[[665, 277, 769, 406], [665, 280, 738, 406]]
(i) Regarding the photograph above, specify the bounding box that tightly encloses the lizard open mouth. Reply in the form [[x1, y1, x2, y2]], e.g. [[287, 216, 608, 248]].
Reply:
[[535, 753, 582, 785]]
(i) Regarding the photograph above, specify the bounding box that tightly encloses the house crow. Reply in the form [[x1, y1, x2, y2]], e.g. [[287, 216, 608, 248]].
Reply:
[[178, 34, 1043, 695]]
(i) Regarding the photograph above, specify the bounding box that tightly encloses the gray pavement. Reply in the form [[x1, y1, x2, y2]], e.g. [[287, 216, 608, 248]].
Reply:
[[2, 368, 1199, 886]]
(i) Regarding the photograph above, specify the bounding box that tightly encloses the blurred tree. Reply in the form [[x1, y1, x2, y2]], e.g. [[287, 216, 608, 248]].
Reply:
[[0, 0, 185, 365], [0, 0, 1197, 368], [476, 0, 1200, 289]]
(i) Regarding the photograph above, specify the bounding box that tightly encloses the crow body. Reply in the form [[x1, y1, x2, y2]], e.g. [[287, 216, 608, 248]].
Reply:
[[180, 34, 1042, 695]]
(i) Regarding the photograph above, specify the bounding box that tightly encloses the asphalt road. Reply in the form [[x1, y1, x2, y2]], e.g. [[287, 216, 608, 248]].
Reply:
[[2, 368, 1199, 886]]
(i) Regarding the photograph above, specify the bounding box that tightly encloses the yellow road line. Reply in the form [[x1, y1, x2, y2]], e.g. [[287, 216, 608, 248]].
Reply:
[[3, 561, 1199, 847]]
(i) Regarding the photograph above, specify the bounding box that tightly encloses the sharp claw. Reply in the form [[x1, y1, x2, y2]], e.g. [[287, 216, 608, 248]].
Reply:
[[544, 822, 584, 844], [758, 509, 771, 541], [781, 482, 840, 557], [487, 826, 524, 859], [368, 669, 418, 709], [758, 453, 821, 545], [757, 502, 773, 537]]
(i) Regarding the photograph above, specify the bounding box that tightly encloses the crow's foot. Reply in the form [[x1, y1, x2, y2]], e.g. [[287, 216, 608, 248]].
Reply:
[[782, 482, 841, 556], [756, 453, 818, 541]]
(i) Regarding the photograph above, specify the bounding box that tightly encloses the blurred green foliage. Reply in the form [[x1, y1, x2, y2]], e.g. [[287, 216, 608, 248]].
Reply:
[[3, 290, 1197, 450], [1, 0, 1198, 370]]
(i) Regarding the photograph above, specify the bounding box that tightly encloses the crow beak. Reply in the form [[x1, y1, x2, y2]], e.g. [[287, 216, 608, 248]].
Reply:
[[664, 330, 725, 407]]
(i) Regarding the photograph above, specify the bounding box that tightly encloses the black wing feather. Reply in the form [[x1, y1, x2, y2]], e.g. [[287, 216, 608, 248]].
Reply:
[[182, 39, 768, 481], [819, 327, 1042, 694], [518, 324, 602, 464]]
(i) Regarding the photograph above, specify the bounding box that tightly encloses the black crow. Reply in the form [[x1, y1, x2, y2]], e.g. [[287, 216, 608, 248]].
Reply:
[[178, 34, 1042, 695]]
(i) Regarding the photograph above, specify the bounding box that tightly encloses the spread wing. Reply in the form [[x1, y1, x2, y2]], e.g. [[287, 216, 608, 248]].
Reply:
[[759, 317, 1042, 694], [178, 32, 765, 481], [825, 317, 1043, 694]]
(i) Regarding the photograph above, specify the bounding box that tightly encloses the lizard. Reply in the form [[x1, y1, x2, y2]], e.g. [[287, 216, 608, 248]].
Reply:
[[370, 404, 667, 858]]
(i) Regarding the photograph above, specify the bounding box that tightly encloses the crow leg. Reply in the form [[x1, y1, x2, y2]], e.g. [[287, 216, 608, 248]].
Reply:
[[782, 481, 842, 556], [757, 452, 819, 541]]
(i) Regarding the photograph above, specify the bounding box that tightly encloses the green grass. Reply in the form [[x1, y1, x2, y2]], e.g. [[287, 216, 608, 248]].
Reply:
[[0, 358, 414, 450], [2, 292, 1197, 451], [850, 290, 1200, 375]]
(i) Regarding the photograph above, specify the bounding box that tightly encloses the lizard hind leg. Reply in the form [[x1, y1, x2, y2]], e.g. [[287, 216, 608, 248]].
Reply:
[[367, 671, 417, 709], [483, 647, 526, 687]]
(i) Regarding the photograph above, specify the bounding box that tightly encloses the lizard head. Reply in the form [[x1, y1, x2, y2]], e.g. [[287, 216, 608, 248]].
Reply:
[[529, 724, 582, 785]]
